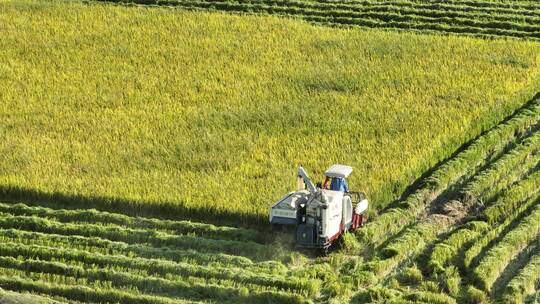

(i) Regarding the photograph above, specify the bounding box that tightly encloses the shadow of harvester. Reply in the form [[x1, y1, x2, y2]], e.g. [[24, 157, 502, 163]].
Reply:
[[0, 185, 266, 229]]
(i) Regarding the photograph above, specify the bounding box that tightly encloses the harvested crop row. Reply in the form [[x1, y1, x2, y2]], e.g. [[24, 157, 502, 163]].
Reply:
[[0, 215, 274, 260], [0, 241, 318, 296], [382, 1, 540, 19], [490, 240, 540, 298], [471, 203, 540, 293], [250, 0, 540, 22], [426, 147, 540, 273], [171, 0, 540, 38], [462, 128, 540, 202], [412, 148, 539, 298], [468, 148, 540, 204], [440, 0, 540, 10], [364, 150, 540, 298], [0, 228, 275, 271], [357, 95, 540, 247], [352, 219, 447, 287], [480, 168, 540, 225], [103, 0, 540, 39], [428, 221, 491, 274], [500, 251, 540, 304], [0, 288, 69, 304], [4, 256, 287, 297], [240, 0, 540, 24], [353, 287, 457, 304], [463, 174, 540, 269], [0, 260, 307, 304], [173, 0, 540, 26], [378, 220, 447, 261], [0, 202, 262, 243], [0, 270, 203, 304], [277, 0, 540, 16]]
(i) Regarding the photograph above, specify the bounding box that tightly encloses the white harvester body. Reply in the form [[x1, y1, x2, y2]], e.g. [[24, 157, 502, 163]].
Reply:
[[269, 164, 368, 249]]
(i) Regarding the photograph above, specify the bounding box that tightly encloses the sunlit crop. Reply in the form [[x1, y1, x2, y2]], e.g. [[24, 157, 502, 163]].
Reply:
[[1, 1, 540, 302], [1, 0, 539, 224]]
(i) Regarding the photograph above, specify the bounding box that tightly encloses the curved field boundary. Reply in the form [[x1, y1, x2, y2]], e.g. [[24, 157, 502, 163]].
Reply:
[[357, 93, 540, 248], [347, 92, 540, 303]]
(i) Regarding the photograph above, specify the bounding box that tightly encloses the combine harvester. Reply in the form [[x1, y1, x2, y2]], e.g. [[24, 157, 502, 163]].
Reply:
[[270, 164, 368, 252]]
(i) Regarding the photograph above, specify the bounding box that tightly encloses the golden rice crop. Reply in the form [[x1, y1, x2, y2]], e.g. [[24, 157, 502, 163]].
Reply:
[[1, 0, 540, 223]]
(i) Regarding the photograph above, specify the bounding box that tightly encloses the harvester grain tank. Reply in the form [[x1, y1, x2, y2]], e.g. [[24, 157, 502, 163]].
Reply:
[[269, 164, 368, 251]]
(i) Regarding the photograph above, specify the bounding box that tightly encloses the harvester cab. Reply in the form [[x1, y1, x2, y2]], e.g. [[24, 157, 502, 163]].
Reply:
[[269, 164, 368, 251]]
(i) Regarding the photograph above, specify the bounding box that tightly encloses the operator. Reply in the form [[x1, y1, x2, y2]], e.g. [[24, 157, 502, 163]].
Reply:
[[330, 177, 349, 192]]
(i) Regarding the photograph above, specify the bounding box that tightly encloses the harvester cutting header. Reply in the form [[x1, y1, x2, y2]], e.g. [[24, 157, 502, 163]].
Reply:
[[269, 164, 368, 251]]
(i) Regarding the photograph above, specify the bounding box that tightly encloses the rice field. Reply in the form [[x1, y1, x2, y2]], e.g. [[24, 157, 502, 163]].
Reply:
[[2, 0, 540, 224], [1, 0, 540, 303], [1, 95, 540, 303]]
